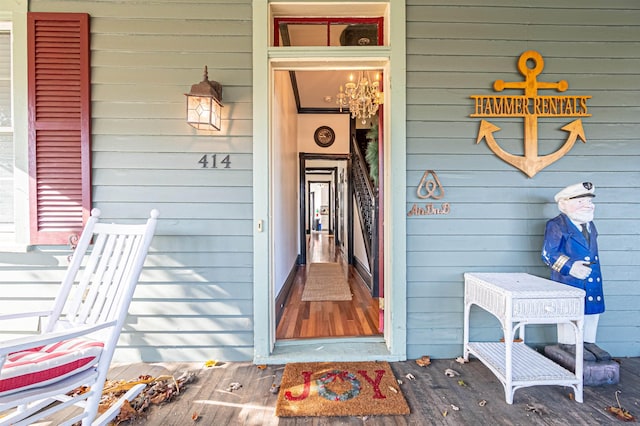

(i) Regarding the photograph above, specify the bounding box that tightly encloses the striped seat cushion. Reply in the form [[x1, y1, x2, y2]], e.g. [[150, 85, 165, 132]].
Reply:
[[0, 338, 104, 397]]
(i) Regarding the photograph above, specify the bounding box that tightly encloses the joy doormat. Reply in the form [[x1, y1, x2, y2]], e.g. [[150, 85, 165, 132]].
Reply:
[[275, 361, 410, 417]]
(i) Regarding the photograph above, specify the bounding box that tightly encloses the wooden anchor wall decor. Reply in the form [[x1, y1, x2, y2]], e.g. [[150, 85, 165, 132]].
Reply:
[[470, 51, 591, 177]]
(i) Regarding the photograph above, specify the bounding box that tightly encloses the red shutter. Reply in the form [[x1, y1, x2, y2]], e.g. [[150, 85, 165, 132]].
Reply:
[[27, 13, 91, 245]]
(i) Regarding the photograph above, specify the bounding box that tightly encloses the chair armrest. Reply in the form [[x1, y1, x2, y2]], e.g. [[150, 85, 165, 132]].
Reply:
[[0, 311, 52, 322], [0, 320, 117, 358]]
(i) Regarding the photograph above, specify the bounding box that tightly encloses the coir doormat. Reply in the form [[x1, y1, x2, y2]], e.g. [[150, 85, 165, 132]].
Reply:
[[301, 263, 352, 301], [275, 361, 410, 417]]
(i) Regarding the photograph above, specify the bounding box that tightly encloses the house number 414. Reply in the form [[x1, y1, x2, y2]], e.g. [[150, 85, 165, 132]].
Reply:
[[198, 154, 231, 169]]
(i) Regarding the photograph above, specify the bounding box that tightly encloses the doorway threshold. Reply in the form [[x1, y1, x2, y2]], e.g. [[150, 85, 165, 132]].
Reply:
[[256, 336, 402, 364]]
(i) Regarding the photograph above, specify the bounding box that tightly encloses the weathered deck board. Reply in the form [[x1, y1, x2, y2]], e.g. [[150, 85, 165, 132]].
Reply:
[[44, 357, 638, 425]]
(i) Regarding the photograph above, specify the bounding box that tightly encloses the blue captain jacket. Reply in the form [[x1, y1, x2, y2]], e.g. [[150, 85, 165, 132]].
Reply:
[[541, 213, 604, 315]]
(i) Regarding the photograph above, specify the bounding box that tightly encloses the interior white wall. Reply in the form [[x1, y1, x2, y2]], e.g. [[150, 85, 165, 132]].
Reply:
[[272, 71, 299, 297], [297, 114, 349, 153]]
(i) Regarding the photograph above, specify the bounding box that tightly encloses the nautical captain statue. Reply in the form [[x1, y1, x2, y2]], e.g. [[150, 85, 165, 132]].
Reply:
[[542, 182, 611, 363]]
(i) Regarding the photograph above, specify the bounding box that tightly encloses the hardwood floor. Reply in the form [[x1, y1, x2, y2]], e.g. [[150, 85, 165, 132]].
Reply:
[[275, 232, 381, 340]]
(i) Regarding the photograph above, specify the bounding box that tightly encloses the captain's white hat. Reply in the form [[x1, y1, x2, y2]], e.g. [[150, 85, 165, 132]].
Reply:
[[554, 182, 595, 202]]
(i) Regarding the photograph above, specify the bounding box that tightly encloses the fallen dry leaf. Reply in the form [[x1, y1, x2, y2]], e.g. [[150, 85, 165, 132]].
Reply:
[[192, 411, 200, 422], [478, 399, 487, 407], [405, 373, 416, 381], [204, 360, 217, 368], [606, 406, 636, 422], [442, 409, 448, 417], [115, 399, 138, 423], [455, 356, 468, 364], [68, 385, 89, 397], [150, 392, 168, 405], [102, 375, 157, 395], [416, 355, 431, 367], [606, 390, 636, 421], [256, 364, 267, 370], [457, 380, 467, 387], [450, 404, 460, 411]]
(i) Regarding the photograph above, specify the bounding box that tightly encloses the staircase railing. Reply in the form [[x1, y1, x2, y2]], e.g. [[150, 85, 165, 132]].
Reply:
[[351, 135, 378, 293]]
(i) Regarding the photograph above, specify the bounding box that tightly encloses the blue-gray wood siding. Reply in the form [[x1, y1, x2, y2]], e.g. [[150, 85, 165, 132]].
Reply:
[[20, 0, 254, 362], [406, 0, 640, 358]]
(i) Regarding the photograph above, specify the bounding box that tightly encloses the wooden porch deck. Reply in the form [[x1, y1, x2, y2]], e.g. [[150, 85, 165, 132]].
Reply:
[[50, 357, 638, 425]]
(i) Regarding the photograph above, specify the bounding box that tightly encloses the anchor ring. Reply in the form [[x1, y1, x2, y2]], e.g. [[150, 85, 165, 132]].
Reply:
[[518, 50, 544, 77]]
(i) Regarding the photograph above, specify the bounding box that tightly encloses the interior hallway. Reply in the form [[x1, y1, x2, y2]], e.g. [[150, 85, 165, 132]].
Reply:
[[275, 232, 381, 339]]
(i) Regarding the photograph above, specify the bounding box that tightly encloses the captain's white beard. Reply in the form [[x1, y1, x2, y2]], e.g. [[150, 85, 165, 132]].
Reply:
[[568, 209, 594, 224]]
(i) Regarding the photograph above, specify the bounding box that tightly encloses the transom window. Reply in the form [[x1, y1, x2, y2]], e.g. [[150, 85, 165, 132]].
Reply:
[[274, 17, 383, 47]]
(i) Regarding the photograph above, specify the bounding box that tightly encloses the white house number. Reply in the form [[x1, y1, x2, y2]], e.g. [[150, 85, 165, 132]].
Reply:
[[198, 154, 231, 169]]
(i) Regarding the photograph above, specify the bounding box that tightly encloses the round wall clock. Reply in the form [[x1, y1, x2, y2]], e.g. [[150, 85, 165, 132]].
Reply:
[[314, 126, 336, 148]]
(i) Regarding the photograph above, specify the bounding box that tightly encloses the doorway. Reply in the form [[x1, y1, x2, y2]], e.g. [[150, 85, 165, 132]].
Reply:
[[299, 154, 348, 265], [267, 63, 391, 347], [252, 1, 407, 363], [308, 180, 331, 233]]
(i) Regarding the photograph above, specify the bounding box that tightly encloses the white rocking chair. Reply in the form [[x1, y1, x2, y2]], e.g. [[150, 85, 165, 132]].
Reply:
[[0, 208, 159, 426]]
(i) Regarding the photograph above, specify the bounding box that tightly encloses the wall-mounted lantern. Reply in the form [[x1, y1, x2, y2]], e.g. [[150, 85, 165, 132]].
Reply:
[[185, 66, 223, 131]]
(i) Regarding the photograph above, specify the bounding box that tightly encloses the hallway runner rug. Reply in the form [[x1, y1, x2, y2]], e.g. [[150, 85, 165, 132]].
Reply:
[[301, 262, 352, 301], [275, 361, 410, 417]]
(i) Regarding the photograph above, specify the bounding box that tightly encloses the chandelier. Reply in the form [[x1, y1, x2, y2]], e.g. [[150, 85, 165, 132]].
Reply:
[[336, 71, 381, 124]]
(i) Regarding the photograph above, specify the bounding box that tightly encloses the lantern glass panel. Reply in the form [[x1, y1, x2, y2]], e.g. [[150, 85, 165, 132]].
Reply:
[[186, 95, 221, 130]]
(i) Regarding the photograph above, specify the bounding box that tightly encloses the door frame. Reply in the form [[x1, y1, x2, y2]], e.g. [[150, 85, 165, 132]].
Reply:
[[306, 165, 339, 235], [300, 155, 348, 264], [252, 0, 406, 363]]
